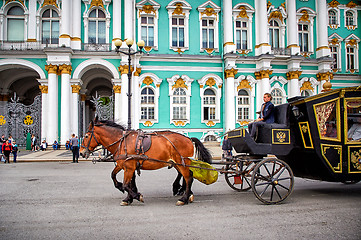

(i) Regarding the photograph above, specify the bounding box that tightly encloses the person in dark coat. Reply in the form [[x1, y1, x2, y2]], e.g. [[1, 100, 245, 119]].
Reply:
[[248, 93, 275, 139], [222, 135, 233, 159], [12, 141, 18, 163], [2, 140, 12, 163]]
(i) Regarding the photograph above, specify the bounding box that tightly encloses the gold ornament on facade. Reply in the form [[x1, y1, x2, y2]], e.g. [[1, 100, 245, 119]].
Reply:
[[41, 0, 59, 8], [206, 121, 215, 127], [24, 115, 33, 125], [58, 64, 72, 75], [134, 67, 142, 76], [237, 7, 249, 19], [350, 149, 361, 171], [281, 2, 286, 11], [268, 11, 283, 23], [143, 121, 154, 127], [173, 3, 185, 16], [39, 85, 48, 94], [90, 0, 104, 9], [238, 120, 251, 125], [201, 7, 217, 20], [237, 80, 251, 91], [172, 78, 188, 90], [301, 52, 311, 58], [205, 48, 214, 55], [267, 1, 272, 10], [218, 84, 222, 88], [299, 10, 310, 22], [5, 0, 24, 6], [140, 5, 157, 17], [143, 76, 153, 86], [286, 70, 302, 80], [113, 85, 121, 94], [175, 48, 184, 54], [173, 120, 186, 126], [205, 78, 216, 87], [255, 70, 273, 80], [118, 65, 134, 75], [329, 0, 340, 8], [300, 81, 314, 92], [45, 64, 58, 74], [317, 72, 333, 81], [237, 49, 250, 55], [330, 38, 339, 45], [0, 115, 6, 126], [224, 68, 238, 78], [346, 39, 357, 46], [346, 1, 357, 8], [71, 85, 81, 93]]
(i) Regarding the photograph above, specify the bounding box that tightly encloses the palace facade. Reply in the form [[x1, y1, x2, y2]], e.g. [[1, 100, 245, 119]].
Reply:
[[0, 0, 360, 145]]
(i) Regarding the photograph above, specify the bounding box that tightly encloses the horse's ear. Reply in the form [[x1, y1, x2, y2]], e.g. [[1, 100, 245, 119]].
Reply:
[[94, 115, 99, 123], [89, 120, 94, 129]]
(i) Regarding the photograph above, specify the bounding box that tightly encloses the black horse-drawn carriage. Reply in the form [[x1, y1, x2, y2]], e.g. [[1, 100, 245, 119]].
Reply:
[[224, 86, 361, 204]]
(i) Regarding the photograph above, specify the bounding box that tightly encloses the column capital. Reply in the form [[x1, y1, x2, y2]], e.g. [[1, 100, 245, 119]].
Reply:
[[224, 68, 238, 78], [45, 64, 58, 74], [286, 70, 302, 80], [134, 67, 142, 76], [255, 70, 273, 80], [113, 85, 122, 93], [316, 71, 333, 81], [39, 85, 48, 94], [118, 65, 134, 74], [71, 85, 81, 93], [58, 64, 72, 75]]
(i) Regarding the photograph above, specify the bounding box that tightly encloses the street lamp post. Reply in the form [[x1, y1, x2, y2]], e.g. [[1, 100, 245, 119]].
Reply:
[[114, 38, 145, 130]]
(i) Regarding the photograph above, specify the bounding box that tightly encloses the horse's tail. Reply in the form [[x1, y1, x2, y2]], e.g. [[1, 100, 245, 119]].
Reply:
[[191, 137, 212, 164]]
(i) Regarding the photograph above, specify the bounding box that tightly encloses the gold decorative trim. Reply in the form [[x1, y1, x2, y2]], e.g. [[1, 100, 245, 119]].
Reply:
[[255, 70, 273, 80], [134, 67, 142, 77], [5, 0, 24, 6], [144, 46, 153, 53], [272, 129, 290, 144], [255, 43, 271, 49], [268, 10, 283, 23], [316, 72, 333, 81], [329, 38, 340, 45], [301, 52, 312, 58], [237, 49, 250, 55], [172, 3, 185, 15], [205, 48, 214, 55], [321, 144, 342, 173], [349, 147, 361, 173], [173, 120, 186, 126], [298, 122, 314, 149], [205, 78, 216, 87], [90, 0, 104, 9], [71, 85, 81, 93], [287, 44, 299, 49], [175, 48, 184, 54], [223, 42, 235, 47], [224, 68, 238, 78], [237, 79, 251, 91], [143, 76, 153, 86], [346, 25, 357, 30], [206, 121, 215, 127], [237, 7, 249, 19], [71, 37, 82, 41], [172, 78, 188, 89], [45, 64, 58, 74], [316, 46, 330, 51], [286, 70, 302, 80], [0, 115, 6, 126], [41, 0, 59, 8], [267, 1, 272, 10], [328, 0, 340, 8], [24, 115, 34, 125], [113, 85, 121, 94], [346, 1, 357, 8], [118, 65, 134, 75], [58, 64, 72, 75], [59, 34, 71, 39], [344, 97, 361, 145], [27, 39, 37, 42], [201, 7, 217, 19], [300, 81, 314, 92], [140, 5, 157, 17], [39, 85, 48, 94], [346, 39, 357, 46], [299, 10, 310, 22], [329, 24, 339, 30], [143, 121, 154, 127]]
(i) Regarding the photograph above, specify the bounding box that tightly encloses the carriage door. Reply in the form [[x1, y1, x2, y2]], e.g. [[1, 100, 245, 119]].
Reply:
[[344, 97, 361, 174], [314, 98, 342, 174]]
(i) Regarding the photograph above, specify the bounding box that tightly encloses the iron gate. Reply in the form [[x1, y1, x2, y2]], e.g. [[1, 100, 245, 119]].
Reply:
[[0, 94, 41, 147], [90, 95, 114, 121]]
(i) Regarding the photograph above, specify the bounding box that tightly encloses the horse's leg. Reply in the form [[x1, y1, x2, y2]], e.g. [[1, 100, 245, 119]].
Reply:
[[172, 171, 183, 196], [121, 165, 144, 206], [176, 164, 194, 206], [111, 162, 124, 193]]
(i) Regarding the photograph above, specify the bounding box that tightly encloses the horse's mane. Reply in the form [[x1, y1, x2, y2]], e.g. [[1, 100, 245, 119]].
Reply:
[[96, 120, 126, 130]]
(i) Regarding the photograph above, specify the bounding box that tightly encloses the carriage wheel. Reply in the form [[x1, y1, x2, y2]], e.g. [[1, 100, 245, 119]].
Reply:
[[225, 161, 256, 191], [251, 158, 294, 204]]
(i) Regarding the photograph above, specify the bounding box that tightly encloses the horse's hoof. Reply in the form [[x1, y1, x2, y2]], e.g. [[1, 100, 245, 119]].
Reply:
[[189, 194, 194, 203], [139, 194, 144, 203], [176, 200, 185, 206], [120, 201, 129, 206]]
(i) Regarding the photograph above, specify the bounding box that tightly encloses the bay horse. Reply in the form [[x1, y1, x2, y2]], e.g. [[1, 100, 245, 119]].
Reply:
[[80, 117, 212, 206]]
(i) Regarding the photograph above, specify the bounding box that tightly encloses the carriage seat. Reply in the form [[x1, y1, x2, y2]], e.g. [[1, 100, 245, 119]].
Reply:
[[255, 103, 290, 143]]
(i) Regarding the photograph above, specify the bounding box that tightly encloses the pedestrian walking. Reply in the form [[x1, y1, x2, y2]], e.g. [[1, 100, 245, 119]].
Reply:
[[12, 141, 18, 163], [70, 134, 79, 163], [2, 140, 12, 163], [0, 134, 5, 154], [222, 135, 233, 159], [31, 134, 37, 151]]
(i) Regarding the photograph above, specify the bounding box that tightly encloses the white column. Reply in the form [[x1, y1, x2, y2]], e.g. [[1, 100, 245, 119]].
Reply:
[[223, 0, 236, 54], [120, 64, 129, 126], [46, 68, 58, 143], [70, 84, 81, 136], [39, 84, 48, 142], [124, 0, 135, 42], [286, 0, 300, 55], [224, 68, 237, 131], [59, 0, 71, 47], [112, 79, 122, 123], [60, 65, 71, 144], [28, 0, 37, 41], [71, 0, 81, 50], [316, 0, 331, 58], [133, 68, 141, 130], [255, 0, 271, 55], [255, 80, 263, 116], [112, 0, 122, 49]]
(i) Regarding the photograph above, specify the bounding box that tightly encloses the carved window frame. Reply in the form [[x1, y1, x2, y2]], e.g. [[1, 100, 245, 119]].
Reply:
[[232, 3, 254, 53], [296, 8, 316, 56], [328, 8, 340, 29], [197, 1, 220, 53]]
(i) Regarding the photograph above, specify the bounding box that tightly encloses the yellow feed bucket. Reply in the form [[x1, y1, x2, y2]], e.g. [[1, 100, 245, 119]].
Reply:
[[189, 158, 218, 185]]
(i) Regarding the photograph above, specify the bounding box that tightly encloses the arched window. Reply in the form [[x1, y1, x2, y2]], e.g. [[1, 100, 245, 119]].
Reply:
[[203, 89, 216, 121], [269, 20, 280, 49], [237, 89, 250, 120], [7, 6, 25, 41], [88, 9, 106, 44], [328, 10, 337, 25], [271, 88, 283, 105], [346, 11, 355, 26], [172, 88, 187, 120], [141, 87, 155, 120], [42, 9, 59, 44]]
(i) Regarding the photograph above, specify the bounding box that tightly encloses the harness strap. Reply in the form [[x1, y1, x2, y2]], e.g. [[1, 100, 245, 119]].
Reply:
[[155, 132, 186, 166]]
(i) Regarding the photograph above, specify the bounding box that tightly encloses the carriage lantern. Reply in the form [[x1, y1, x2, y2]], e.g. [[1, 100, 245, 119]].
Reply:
[[114, 38, 145, 130]]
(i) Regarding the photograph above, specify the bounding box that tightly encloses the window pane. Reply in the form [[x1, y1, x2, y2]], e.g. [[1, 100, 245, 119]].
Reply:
[[88, 21, 96, 43], [43, 9, 50, 18], [89, 10, 96, 18], [42, 21, 50, 43], [7, 19, 24, 41], [98, 10, 105, 18], [172, 28, 177, 46], [209, 29, 214, 48], [202, 29, 207, 48], [179, 28, 184, 47], [98, 21, 106, 43], [148, 27, 154, 46], [8, 6, 24, 15]]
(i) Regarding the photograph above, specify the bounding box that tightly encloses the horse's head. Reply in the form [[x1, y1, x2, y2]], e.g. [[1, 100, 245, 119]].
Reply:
[[80, 117, 100, 159]]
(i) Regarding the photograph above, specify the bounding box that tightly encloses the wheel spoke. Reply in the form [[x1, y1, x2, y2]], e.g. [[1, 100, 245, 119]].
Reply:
[[273, 185, 283, 200], [259, 182, 271, 197], [277, 183, 290, 191]]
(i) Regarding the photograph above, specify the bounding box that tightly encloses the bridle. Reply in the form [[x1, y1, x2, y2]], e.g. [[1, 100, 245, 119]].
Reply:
[[81, 125, 101, 155]]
